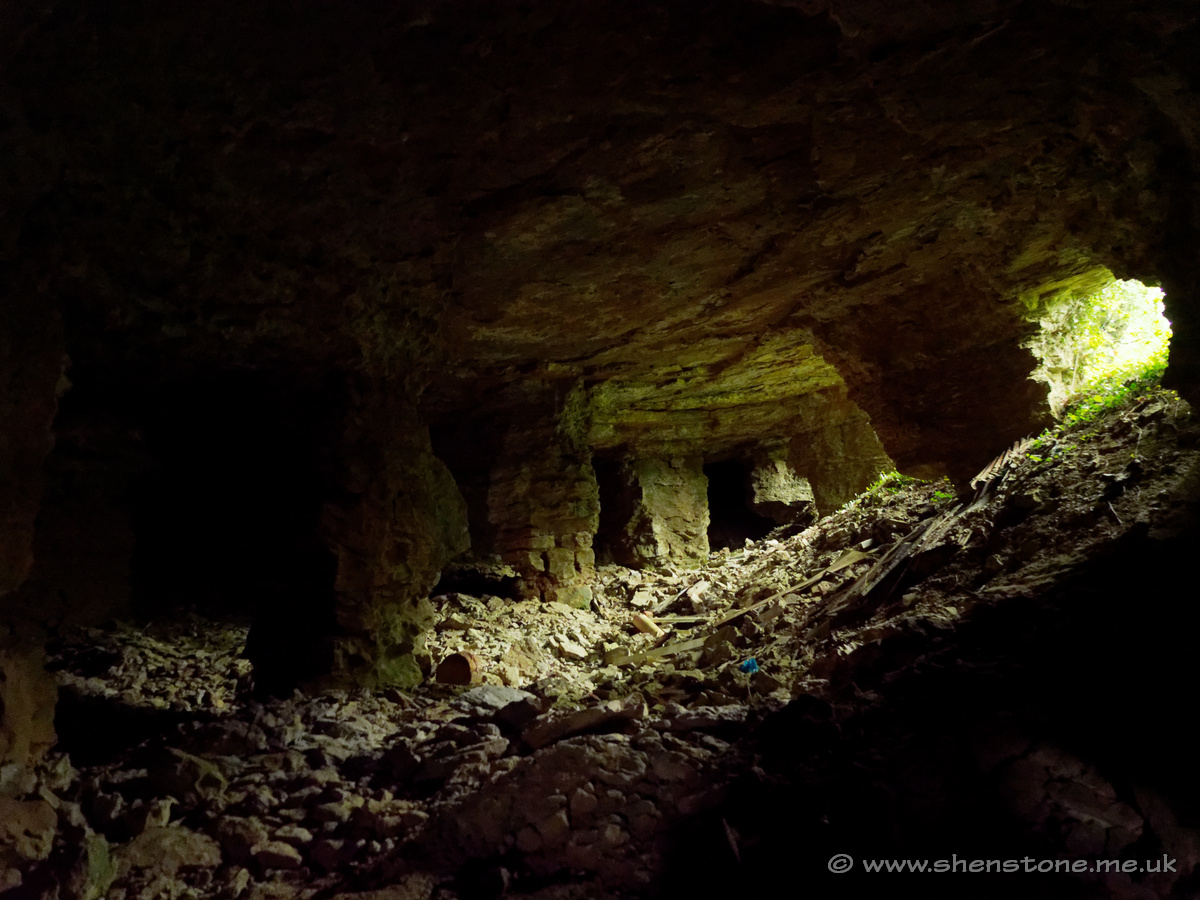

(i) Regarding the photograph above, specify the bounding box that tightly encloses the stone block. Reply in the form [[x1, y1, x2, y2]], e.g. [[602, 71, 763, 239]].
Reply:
[[254, 840, 304, 869], [749, 455, 816, 525], [118, 826, 222, 876], [546, 584, 593, 609], [504, 550, 546, 573], [544, 548, 578, 581], [574, 548, 596, 571], [0, 797, 56, 861], [607, 456, 709, 570]]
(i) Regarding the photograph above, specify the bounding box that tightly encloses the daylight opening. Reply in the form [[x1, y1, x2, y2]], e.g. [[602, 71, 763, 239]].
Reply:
[[1026, 277, 1172, 415]]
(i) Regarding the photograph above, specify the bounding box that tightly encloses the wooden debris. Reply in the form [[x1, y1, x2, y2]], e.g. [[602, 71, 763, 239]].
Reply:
[[823, 503, 965, 618], [970, 436, 1035, 490], [631, 613, 666, 638], [827, 547, 873, 573], [605, 637, 707, 667]]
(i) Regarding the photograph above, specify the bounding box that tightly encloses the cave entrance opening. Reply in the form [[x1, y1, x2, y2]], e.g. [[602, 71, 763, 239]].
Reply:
[[1026, 277, 1171, 414], [704, 458, 776, 551]]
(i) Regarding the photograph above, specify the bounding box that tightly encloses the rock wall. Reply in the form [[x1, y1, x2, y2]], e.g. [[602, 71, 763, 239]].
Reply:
[[748, 449, 817, 526], [487, 387, 600, 608], [0, 636, 57, 795], [4, 0, 1200, 688], [787, 392, 894, 514], [0, 298, 62, 600], [317, 382, 470, 689], [604, 457, 711, 571]]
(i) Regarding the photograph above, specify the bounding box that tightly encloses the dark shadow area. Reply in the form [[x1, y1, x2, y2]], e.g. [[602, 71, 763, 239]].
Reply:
[[430, 416, 502, 557], [127, 371, 337, 619], [50, 685, 203, 768], [593, 456, 635, 566], [705, 458, 776, 550], [129, 370, 342, 697], [42, 363, 345, 697], [435, 562, 520, 599], [659, 524, 1200, 899]]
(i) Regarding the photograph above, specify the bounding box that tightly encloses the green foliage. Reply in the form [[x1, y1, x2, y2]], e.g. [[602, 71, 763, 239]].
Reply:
[[1060, 341, 1168, 427], [1024, 344, 1169, 466], [865, 471, 918, 495], [860, 471, 955, 505], [1026, 277, 1170, 413]]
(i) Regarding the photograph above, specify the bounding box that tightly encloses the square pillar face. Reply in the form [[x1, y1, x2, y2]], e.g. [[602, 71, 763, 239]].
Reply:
[[320, 388, 470, 690], [605, 456, 709, 570], [749, 456, 816, 526], [487, 427, 600, 607]]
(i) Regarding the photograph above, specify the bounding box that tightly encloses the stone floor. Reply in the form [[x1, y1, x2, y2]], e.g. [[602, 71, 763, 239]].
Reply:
[[6, 385, 1200, 899]]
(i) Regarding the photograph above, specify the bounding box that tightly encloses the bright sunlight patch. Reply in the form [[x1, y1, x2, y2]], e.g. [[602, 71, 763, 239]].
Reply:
[[1027, 277, 1171, 416]]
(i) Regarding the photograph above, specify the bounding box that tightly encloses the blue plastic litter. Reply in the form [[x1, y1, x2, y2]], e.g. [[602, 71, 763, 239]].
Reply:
[[739, 658, 759, 674]]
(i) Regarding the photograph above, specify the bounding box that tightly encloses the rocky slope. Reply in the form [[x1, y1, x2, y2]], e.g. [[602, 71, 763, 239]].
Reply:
[[4, 383, 1198, 899]]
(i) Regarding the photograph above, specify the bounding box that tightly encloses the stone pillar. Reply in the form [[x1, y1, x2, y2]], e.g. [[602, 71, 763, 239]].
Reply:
[[314, 381, 469, 689], [788, 397, 892, 515], [0, 297, 63, 600], [608, 456, 709, 570], [748, 448, 817, 526], [487, 387, 600, 608], [0, 636, 58, 794]]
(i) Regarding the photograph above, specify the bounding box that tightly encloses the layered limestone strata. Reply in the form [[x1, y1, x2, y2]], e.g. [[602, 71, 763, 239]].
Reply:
[[602, 457, 711, 571], [748, 450, 817, 526], [483, 384, 601, 608]]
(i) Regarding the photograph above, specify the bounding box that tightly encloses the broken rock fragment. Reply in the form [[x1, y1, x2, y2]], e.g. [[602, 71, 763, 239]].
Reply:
[[522, 697, 646, 750]]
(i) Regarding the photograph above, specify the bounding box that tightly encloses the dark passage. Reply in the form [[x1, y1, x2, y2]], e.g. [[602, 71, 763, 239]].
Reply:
[[592, 456, 634, 566], [705, 458, 776, 550], [126, 369, 342, 696]]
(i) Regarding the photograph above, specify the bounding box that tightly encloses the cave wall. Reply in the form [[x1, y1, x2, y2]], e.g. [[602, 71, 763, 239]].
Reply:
[[604, 456, 711, 571], [748, 449, 817, 525], [3, 0, 1200, 684], [320, 382, 470, 688], [486, 384, 600, 608], [0, 298, 62, 602]]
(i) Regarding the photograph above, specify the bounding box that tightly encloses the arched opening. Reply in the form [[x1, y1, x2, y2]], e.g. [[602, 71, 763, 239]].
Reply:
[[704, 458, 776, 551], [1026, 276, 1171, 416]]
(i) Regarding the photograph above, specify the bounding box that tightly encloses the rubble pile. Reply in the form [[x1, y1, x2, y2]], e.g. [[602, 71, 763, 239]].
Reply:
[[5, 386, 1200, 899]]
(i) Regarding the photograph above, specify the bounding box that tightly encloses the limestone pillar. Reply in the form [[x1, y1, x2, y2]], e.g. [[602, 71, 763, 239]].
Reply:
[[487, 387, 599, 608], [252, 380, 469, 690], [788, 399, 892, 515], [608, 456, 709, 570], [748, 448, 816, 526], [0, 637, 58, 793]]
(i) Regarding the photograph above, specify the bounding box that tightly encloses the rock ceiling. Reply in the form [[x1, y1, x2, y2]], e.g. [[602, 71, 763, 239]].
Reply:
[[4, 0, 1200, 684], [6, 0, 1199, 474]]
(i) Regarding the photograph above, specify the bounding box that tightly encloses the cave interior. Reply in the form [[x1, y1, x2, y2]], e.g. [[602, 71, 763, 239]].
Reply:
[[3, 1, 1200, 898]]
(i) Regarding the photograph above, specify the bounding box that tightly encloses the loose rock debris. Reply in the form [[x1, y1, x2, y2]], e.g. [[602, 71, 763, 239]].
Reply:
[[7, 387, 1200, 899]]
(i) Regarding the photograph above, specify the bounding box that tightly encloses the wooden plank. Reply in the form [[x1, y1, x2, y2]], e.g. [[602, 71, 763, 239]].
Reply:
[[827, 547, 872, 572], [607, 637, 708, 667]]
